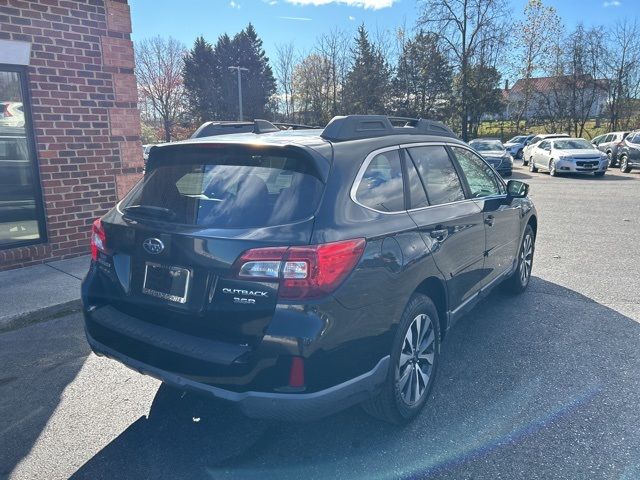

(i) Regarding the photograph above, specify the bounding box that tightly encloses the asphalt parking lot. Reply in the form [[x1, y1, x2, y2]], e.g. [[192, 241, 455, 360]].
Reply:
[[2, 164, 640, 480]]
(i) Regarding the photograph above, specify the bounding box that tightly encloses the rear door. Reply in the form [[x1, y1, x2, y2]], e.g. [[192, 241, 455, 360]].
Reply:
[[627, 133, 640, 165], [450, 146, 521, 289], [98, 144, 326, 344], [405, 145, 487, 309]]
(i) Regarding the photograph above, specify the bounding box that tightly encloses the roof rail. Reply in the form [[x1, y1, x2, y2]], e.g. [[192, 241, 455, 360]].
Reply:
[[273, 122, 319, 130], [320, 115, 457, 142]]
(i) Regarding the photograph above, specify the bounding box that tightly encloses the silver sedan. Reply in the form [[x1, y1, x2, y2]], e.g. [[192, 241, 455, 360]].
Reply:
[[528, 138, 608, 177]]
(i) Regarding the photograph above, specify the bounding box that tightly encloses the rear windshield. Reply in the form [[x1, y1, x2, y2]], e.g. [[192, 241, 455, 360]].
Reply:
[[470, 140, 503, 151], [122, 149, 324, 228]]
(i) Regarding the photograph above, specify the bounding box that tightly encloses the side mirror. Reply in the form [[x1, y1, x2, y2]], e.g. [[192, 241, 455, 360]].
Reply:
[[507, 179, 529, 198]]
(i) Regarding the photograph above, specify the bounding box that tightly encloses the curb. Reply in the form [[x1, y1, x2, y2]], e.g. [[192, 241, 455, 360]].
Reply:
[[0, 299, 83, 334]]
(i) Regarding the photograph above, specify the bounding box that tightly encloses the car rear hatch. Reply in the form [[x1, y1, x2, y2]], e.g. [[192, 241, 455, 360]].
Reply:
[[89, 142, 328, 348]]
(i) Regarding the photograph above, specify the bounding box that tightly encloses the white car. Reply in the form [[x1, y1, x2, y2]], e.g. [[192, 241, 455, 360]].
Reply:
[[503, 134, 534, 159], [528, 138, 608, 177], [522, 133, 569, 166]]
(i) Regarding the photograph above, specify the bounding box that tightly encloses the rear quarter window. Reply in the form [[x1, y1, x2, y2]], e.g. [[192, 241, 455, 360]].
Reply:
[[355, 150, 405, 212]]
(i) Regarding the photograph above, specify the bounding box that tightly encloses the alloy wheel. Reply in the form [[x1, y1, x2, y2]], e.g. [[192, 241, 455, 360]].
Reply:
[[621, 156, 629, 172], [519, 233, 533, 286], [396, 313, 435, 406]]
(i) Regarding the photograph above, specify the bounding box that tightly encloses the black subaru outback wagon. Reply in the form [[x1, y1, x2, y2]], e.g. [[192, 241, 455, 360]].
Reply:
[[83, 115, 537, 423]]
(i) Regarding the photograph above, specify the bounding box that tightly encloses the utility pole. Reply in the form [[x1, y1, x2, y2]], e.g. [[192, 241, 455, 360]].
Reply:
[[229, 66, 248, 121]]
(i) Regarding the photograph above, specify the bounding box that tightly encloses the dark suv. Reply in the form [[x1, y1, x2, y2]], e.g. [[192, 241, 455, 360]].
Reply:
[[618, 130, 640, 173], [83, 115, 537, 423]]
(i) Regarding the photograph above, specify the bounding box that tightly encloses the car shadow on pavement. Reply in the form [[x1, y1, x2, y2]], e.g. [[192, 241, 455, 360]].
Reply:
[[71, 278, 640, 480], [0, 314, 89, 478]]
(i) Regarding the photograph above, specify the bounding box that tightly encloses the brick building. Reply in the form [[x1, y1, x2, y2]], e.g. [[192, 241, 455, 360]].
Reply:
[[0, 0, 142, 271]]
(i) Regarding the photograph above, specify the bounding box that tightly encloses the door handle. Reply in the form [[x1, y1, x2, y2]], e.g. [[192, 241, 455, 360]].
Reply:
[[485, 215, 495, 227], [430, 228, 448, 241]]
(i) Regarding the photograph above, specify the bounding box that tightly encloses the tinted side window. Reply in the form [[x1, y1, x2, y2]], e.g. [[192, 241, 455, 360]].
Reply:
[[356, 150, 405, 212], [408, 146, 465, 206], [404, 155, 429, 209], [604, 134, 614, 143], [451, 147, 504, 198], [538, 141, 549, 150]]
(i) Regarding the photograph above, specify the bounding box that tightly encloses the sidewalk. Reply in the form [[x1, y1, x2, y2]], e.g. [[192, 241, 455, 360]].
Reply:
[[0, 255, 90, 333]]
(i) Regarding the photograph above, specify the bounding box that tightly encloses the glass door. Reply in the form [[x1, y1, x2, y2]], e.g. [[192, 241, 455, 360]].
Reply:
[[0, 65, 46, 248]]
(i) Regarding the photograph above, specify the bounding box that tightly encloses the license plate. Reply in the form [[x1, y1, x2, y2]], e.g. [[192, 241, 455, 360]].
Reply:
[[142, 262, 191, 303]]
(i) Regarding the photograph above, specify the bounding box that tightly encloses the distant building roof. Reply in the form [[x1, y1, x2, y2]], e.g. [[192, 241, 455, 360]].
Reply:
[[508, 75, 609, 95]]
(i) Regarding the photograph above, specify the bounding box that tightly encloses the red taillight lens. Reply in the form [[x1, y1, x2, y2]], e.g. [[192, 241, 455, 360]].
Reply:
[[288, 356, 305, 388], [233, 238, 366, 300], [90, 218, 107, 261]]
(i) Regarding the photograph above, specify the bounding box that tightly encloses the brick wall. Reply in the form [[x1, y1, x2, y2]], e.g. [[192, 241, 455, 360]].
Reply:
[[0, 0, 142, 271]]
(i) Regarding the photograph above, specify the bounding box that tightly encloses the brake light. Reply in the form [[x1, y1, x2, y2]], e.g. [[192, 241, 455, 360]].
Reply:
[[288, 356, 305, 388], [90, 218, 107, 260], [232, 238, 366, 300]]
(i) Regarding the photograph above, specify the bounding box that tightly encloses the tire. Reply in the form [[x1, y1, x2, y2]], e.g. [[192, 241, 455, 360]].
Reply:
[[362, 294, 440, 424], [620, 155, 631, 173], [529, 158, 538, 172], [504, 224, 535, 294], [516, 149, 523, 160], [549, 159, 558, 177], [607, 151, 615, 167]]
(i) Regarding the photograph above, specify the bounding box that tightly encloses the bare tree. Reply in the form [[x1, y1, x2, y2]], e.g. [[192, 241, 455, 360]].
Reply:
[[274, 42, 297, 120], [419, 0, 509, 140], [602, 19, 640, 130], [135, 36, 186, 142], [537, 26, 607, 137], [510, 0, 562, 131], [293, 53, 333, 124], [316, 28, 350, 117]]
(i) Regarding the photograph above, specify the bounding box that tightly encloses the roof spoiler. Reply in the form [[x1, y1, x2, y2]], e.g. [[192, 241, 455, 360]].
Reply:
[[320, 115, 457, 142]]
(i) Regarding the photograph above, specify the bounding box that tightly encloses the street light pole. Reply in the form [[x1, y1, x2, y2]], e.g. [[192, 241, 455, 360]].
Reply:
[[228, 66, 248, 121]]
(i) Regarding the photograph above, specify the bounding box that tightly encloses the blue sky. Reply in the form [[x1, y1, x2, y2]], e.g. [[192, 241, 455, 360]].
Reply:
[[130, 0, 630, 63]]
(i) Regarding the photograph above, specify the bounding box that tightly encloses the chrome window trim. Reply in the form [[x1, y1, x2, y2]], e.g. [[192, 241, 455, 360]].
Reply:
[[350, 142, 512, 216], [349, 145, 407, 215]]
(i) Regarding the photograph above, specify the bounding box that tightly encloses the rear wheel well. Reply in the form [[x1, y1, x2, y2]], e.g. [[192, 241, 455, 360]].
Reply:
[[414, 277, 448, 340], [527, 215, 537, 239]]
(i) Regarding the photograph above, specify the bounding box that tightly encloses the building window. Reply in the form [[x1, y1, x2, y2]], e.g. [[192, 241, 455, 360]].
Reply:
[[0, 65, 46, 249]]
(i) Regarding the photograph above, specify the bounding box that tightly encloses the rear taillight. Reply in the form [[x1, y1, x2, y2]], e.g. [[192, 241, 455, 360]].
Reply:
[[288, 356, 305, 388], [90, 218, 107, 261], [232, 238, 366, 300]]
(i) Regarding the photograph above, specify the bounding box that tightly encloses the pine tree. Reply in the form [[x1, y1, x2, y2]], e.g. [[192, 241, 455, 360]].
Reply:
[[213, 33, 236, 119], [393, 31, 452, 119], [231, 24, 277, 120], [183, 36, 216, 123], [343, 25, 390, 115]]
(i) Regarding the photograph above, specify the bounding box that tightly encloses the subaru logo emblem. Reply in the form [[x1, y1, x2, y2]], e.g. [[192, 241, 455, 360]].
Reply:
[[143, 237, 164, 255]]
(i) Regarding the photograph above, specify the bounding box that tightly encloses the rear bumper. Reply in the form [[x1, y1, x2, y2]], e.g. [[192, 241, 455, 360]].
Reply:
[[86, 329, 389, 421]]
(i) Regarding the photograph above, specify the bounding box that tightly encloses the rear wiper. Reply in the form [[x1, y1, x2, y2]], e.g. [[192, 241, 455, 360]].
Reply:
[[123, 205, 176, 220]]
